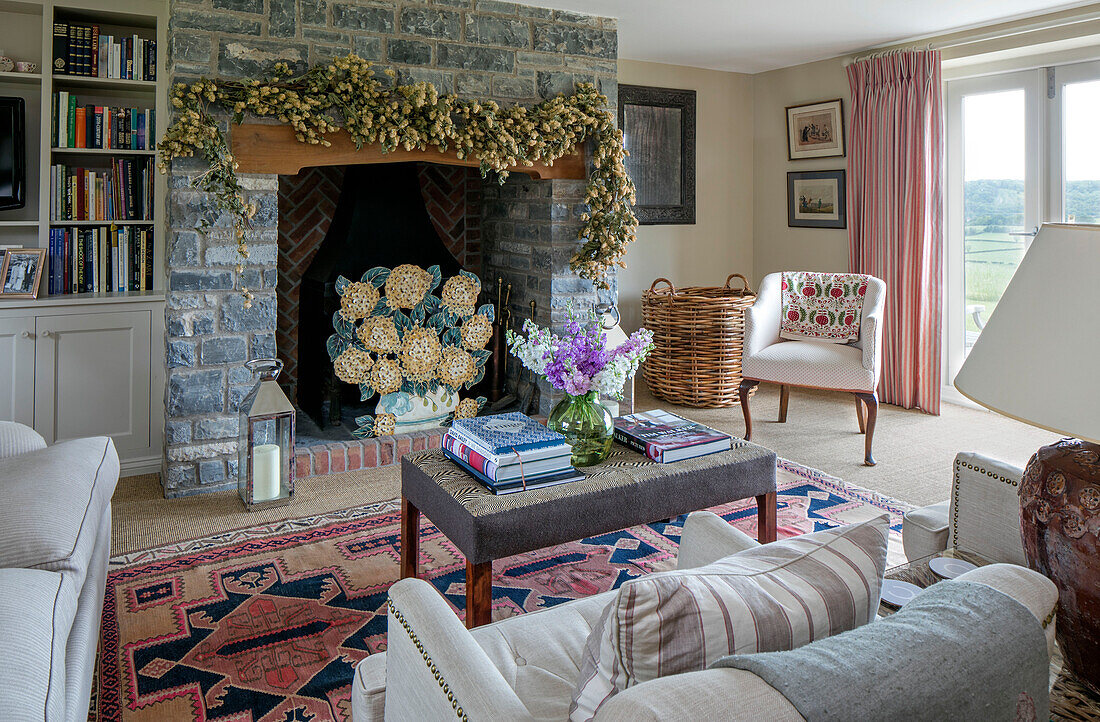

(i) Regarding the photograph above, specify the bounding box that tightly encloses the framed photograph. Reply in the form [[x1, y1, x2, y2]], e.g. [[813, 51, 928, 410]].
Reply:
[[787, 170, 846, 229], [786, 99, 845, 160], [0, 247, 45, 298], [618, 84, 696, 225]]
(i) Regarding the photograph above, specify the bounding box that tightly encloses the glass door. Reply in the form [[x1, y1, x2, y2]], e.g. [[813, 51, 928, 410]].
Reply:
[[1049, 61, 1100, 224], [945, 71, 1042, 382]]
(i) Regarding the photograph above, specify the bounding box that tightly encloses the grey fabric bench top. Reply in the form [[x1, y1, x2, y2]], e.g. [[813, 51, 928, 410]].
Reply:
[[401, 439, 777, 564]]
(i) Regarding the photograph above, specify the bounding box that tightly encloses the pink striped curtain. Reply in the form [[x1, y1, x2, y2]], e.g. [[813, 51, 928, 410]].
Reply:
[[846, 50, 944, 414]]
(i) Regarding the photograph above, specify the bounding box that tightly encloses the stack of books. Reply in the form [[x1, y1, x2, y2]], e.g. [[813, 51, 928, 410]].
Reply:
[[613, 410, 733, 463], [443, 412, 583, 494], [53, 22, 157, 80]]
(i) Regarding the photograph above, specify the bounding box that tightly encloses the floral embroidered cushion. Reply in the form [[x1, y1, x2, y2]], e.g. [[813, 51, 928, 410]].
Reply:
[[780, 271, 871, 343]]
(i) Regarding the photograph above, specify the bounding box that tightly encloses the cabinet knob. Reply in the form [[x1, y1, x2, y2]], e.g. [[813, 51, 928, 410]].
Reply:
[[39, 330, 50, 338], [21, 331, 30, 338]]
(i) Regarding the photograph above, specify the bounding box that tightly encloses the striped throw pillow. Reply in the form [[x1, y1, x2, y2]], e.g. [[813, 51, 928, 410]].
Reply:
[[568, 515, 890, 721]]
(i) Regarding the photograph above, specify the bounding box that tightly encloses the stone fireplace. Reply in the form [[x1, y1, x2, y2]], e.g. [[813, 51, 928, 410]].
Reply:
[[163, 0, 618, 496]]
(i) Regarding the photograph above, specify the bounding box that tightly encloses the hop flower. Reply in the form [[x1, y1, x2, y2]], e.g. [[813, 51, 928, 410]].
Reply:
[[357, 316, 401, 354], [437, 346, 477, 389], [400, 327, 442, 380], [460, 314, 493, 350], [455, 397, 479, 419], [441, 274, 480, 317], [370, 357, 404, 394], [340, 281, 380, 320], [374, 413, 397, 436], [333, 347, 374, 384], [385, 264, 433, 310]]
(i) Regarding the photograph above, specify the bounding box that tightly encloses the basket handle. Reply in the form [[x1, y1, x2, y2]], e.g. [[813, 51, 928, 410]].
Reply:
[[649, 277, 676, 294], [723, 273, 753, 295]]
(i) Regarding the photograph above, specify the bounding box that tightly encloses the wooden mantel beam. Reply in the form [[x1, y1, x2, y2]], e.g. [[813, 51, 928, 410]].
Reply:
[[230, 123, 587, 179]]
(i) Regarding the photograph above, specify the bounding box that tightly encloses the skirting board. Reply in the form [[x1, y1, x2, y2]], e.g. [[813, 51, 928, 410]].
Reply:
[[121, 454, 162, 477]]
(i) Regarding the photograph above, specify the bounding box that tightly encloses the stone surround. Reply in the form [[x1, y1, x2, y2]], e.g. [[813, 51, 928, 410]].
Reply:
[[163, 0, 618, 497]]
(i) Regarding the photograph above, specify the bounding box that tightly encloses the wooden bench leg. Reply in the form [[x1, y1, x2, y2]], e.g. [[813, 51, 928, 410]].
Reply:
[[400, 498, 420, 579], [466, 560, 492, 629], [739, 379, 759, 440], [855, 394, 866, 433], [778, 385, 790, 423], [756, 491, 777, 544], [856, 392, 878, 466]]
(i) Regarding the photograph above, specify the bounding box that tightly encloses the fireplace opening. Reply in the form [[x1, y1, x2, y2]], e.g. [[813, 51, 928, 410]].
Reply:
[[277, 161, 484, 443]]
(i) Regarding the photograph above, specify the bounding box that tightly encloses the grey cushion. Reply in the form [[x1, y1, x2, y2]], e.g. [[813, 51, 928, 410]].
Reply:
[[0, 437, 119, 579], [0, 422, 46, 458], [0, 568, 69, 721]]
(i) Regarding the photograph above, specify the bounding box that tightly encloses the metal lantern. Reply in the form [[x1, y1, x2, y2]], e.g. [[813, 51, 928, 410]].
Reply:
[[238, 358, 295, 509]]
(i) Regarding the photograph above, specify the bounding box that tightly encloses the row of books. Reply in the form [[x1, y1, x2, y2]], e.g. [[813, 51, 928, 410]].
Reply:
[[443, 412, 582, 494], [53, 93, 156, 150], [50, 159, 154, 222], [47, 225, 155, 296], [53, 22, 157, 80]]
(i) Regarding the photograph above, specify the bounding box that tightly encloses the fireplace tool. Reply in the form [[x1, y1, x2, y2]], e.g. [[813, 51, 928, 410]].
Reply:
[[517, 300, 538, 414]]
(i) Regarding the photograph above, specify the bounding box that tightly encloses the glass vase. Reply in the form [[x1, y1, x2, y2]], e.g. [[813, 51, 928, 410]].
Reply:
[[546, 390, 614, 467]]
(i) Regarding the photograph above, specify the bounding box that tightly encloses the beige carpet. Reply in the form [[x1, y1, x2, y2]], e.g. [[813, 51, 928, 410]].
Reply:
[[112, 381, 1057, 555], [631, 383, 1057, 508]]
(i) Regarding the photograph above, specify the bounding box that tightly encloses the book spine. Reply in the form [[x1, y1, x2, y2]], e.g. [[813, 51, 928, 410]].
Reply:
[[148, 40, 156, 81], [143, 228, 152, 290], [612, 428, 660, 461], [52, 22, 69, 75], [98, 33, 107, 78], [74, 106, 85, 148], [90, 25, 99, 77], [93, 107, 103, 149], [442, 434, 499, 479], [67, 24, 77, 76], [124, 37, 133, 80], [67, 94, 76, 148]]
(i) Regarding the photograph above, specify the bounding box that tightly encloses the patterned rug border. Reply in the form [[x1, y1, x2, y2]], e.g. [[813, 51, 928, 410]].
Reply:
[[110, 457, 911, 570]]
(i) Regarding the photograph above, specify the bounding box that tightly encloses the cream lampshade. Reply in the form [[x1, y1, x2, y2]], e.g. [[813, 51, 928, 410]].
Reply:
[[954, 222, 1100, 693]]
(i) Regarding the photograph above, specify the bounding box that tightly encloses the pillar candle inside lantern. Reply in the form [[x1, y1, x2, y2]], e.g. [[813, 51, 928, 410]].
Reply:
[[252, 444, 281, 502]]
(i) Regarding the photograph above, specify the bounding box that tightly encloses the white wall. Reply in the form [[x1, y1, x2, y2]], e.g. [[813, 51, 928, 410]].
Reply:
[[616, 60, 755, 331]]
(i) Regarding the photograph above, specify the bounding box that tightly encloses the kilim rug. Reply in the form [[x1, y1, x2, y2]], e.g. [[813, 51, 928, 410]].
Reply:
[[95, 459, 911, 721]]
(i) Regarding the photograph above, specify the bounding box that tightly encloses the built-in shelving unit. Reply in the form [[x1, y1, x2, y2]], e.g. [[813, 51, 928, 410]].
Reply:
[[0, 0, 166, 303]]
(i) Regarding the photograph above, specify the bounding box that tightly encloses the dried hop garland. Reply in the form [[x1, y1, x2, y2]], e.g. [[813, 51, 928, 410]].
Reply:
[[158, 54, 637, 304], [326, 265, 493, 439]]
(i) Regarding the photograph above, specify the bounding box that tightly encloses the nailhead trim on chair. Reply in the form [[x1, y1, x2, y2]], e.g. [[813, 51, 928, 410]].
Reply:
[[951, 459, 1055, 629], [387, 598, 469, 721]]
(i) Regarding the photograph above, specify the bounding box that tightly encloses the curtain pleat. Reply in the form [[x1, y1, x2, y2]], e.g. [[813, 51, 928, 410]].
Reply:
[[846, 50, 944, 414]]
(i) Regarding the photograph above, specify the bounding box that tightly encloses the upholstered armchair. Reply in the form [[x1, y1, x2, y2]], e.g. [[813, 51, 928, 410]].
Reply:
[[738, 272, 887, 465]]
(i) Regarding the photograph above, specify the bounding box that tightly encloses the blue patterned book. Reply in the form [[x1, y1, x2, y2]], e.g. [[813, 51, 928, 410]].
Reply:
[[450, 412, 570, 462]]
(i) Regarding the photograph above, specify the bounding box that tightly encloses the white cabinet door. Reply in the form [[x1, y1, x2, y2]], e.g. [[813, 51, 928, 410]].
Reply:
[[0, 315, 35, 425], [33, 310, 152, 452]]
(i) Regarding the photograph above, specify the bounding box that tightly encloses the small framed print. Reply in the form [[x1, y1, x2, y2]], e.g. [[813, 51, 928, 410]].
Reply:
[[786, 99, 845, 160], [0, 247, 45, 298], [788, 170, 846, 229]]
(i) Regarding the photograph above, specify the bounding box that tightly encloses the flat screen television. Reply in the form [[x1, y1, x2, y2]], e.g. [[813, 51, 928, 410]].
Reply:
[[0, 96, 26, 211]]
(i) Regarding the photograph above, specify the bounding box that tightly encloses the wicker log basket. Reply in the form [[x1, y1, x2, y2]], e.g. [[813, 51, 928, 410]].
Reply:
[[641, 273, 757, 408]]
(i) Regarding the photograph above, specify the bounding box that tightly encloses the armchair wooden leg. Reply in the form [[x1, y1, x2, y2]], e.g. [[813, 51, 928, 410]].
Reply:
[[739, 379, 759, 440], [778, 385, 790, 423], [854, 394, 866, 434], [855, 392, 878, 466]]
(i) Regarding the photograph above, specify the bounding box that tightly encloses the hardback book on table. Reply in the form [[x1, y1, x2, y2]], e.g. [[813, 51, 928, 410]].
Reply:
[[613, 409, 733, 463], [442, 431, 572, 482], [449, 412, 572, 464], [442, 448, 584, 494]]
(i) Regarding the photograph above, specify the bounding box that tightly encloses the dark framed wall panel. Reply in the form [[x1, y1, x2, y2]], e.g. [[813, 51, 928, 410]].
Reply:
[[618, 84, 696, 225]]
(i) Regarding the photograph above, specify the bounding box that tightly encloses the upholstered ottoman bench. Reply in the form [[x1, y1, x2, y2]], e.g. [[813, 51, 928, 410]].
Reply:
[[399, 439, 778, 628]]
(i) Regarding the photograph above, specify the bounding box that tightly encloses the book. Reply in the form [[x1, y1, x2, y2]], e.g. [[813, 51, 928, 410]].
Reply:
[[442, 431, 571, 482], [52, 22, 69, 75], [613, 410, 732, 463], [443, 449, 584, 495], [450, 412, 571, 462]]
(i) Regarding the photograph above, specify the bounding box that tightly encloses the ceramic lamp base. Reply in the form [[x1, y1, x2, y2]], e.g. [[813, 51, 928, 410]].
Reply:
[[1019, 438, 1100, 694]]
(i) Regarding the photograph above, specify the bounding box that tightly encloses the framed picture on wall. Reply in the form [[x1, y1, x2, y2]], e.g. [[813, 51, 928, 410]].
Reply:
[[787, 170, 846, 229], [0, 247, 45, 298], [618, 84, 696, 225], [786, 99, 845, 160]]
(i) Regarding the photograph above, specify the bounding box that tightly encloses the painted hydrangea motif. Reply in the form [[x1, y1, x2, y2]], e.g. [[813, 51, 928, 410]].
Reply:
[[326, 264, 493, 438]]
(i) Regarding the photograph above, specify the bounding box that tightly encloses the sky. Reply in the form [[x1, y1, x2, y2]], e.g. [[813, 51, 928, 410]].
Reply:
[[963, 79, 1100, 182]]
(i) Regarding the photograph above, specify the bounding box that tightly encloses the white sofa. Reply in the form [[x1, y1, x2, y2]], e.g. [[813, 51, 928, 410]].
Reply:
[[902, 451, 1026, 565], [353, 511, 1054, 721], [0, 422, 120, 721]]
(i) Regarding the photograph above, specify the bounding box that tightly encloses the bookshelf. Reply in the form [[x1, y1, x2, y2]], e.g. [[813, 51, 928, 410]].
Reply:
[[0, 0, 166, 302]]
